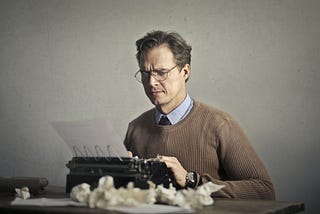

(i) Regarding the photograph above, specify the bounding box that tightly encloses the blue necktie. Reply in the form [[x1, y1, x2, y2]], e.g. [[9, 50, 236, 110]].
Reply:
[[159, 116, 171, 125]]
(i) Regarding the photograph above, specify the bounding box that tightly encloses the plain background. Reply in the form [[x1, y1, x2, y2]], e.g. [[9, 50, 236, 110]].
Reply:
[[1, 0, 319, 213]]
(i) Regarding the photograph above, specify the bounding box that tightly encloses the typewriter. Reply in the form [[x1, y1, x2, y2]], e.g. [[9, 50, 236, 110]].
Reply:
[[66, 156, 177, 193]]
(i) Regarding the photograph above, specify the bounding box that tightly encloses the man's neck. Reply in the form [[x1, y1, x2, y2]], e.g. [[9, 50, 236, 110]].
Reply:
[[155, 94, 194, 125], [157, 94, 187, 115]]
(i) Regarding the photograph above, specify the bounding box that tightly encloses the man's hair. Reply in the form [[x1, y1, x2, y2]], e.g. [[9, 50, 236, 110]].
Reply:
[[136, 30, 192, 69]]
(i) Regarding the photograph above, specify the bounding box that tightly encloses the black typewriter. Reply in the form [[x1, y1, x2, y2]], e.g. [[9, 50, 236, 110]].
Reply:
[[66, 157, 177, 193]]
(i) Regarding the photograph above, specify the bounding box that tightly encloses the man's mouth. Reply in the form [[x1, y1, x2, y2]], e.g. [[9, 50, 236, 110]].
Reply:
[[150, 90, 163, 96]]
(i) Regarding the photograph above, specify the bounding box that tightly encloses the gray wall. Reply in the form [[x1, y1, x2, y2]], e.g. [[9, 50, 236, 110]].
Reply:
[[1, 0, 319, 213]]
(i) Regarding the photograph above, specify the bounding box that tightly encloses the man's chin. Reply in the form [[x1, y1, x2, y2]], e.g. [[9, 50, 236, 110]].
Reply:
[[151, 100, 162, 106], [150, 99, 165, 107], [148, 96, 163, 105]]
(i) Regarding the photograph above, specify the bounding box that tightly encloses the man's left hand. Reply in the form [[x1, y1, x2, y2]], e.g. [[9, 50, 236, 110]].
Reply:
[[159, 155, 187, 187]]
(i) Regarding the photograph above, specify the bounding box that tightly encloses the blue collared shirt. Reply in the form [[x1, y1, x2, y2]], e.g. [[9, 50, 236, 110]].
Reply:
[[156, 94, 194, 125]]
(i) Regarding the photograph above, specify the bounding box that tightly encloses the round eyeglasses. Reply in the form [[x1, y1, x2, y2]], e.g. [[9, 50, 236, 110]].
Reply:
[[134, 65, 178, 83]]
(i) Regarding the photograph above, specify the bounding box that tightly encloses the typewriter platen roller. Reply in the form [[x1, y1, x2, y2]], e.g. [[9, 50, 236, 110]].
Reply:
[[66, 157, 177, 193]]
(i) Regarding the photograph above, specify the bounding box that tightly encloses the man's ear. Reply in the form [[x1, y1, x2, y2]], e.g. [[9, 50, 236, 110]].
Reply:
[[181, 64, 191, 81]]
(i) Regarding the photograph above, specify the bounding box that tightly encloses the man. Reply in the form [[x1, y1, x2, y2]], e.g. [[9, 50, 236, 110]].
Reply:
[[124, 30, 275, 199]]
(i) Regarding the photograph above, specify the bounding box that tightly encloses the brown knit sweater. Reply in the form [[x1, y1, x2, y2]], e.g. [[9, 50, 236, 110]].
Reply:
[[124, 101, 275, 199]]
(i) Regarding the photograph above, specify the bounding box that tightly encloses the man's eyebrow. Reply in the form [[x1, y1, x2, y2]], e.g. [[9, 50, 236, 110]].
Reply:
[[141, 67, 167, 72], [153, 67, 168, 71]]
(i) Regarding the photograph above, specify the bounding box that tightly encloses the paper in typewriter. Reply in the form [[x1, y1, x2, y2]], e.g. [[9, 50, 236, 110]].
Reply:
[[51, 118, 129, 157]]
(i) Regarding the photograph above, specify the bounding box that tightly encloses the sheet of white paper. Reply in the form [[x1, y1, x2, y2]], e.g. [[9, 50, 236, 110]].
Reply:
[[51, 118, 128, 157], [106, 204, 194, 213], [11, 198, 193, 213], [11, 197, 86, 207]]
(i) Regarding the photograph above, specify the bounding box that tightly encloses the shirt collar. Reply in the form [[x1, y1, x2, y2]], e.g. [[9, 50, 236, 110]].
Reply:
[[156, 94, 193, 125]]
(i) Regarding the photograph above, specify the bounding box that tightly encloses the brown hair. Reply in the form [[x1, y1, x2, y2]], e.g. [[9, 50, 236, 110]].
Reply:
[[136, 30, 192, 69]]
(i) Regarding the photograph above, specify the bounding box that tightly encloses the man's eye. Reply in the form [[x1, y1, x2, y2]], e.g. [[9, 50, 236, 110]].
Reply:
[[141, 71, 150, 77], [155, 70, 166, 77]]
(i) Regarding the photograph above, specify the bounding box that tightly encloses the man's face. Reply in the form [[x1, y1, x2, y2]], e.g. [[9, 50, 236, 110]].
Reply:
[[141, 45, 190, 114]]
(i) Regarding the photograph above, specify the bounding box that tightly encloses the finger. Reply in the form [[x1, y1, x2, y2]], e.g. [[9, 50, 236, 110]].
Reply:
[[159, 156, 177, 163], [160, 156, 181, 169], [159, 157, 175, 168]]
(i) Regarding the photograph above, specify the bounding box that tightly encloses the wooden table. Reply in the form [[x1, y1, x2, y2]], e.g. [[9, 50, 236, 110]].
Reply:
[[0, 186, 304, 214]]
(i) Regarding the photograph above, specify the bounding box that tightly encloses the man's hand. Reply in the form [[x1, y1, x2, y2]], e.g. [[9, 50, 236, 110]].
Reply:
[[159, 155, 187, 187]]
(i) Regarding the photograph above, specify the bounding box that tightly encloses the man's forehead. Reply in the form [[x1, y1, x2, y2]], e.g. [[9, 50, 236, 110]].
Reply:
[[140, 46, 175, 69]]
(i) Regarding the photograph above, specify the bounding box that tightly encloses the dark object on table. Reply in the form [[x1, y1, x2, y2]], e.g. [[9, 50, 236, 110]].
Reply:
[[66, 157, 177, 193], [0, 177, 48, 194]]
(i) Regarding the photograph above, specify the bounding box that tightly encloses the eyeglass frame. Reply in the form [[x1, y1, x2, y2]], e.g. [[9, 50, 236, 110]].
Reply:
[[134, 64, 179, 83]]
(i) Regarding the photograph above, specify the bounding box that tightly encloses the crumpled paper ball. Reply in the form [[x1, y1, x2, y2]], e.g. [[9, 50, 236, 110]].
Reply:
[[70, 183, 91, 203], [71, 176, 156, 209], [15, 187, 30, 200], [155, 182, 225, 209], [70, 175, 224, 210]]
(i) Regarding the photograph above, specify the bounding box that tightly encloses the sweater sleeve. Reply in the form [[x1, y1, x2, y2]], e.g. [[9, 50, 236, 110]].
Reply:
[[201, 118, 275, 200]]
